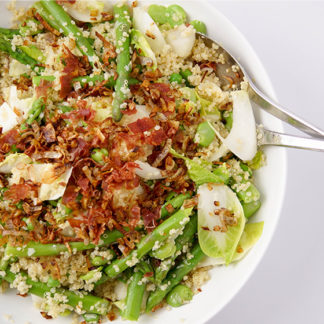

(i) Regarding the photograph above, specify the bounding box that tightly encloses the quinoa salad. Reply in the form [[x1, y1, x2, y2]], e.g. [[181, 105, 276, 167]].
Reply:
[[0, 0, 265, 322]]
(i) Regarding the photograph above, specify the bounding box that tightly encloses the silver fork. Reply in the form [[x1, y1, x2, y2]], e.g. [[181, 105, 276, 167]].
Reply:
[[197, 33, 324, 152]]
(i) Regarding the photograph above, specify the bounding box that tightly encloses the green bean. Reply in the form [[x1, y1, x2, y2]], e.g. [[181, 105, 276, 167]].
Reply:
[[196, 121, 215, 147], [0, 27, 19, 38], [83, 313, 100, 323], [160, 192, 192, 219], [146, 241, 205, 312], [121, 271, 146, 321], [190, 20, 207, 34], [242, 200, 261, 218], [91, 148, 108, 164], [26, 98, 45, 125], [223, 111, 233, 131], [32, 75, 55, 86], [80, 267, 103, 282], [169, 73, 183, 84], [166, 284, 193, 307], [40, 0, 97, 65], [5, 229, 123, 258], [0, 257, 9, 271], [20, 45, 45, 64], [19, 19, 42, 36], [0, 36, 42, 71], [155, 213, 197, 284], [47, 276, 60, 288], [166, 5, 187, 27], [3, 270, 110, 315], [91, 253, 114, 266], [104, 208, 193, 278], [33, 1, 61, 34], [148, 4, 168, 24], [112, 3, 132, 121]]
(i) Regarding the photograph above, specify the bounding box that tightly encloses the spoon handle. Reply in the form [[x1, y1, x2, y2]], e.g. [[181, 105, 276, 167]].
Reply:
[[248, 82, 324, 138], [259, 128, 324, 152]]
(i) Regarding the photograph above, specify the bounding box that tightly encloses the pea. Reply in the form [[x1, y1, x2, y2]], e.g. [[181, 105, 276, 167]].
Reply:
[[169, 73, 183, 84], [48, 276, 60, 288], [223, 111, 233, 131], [196, 121, 215, 147], [148, 4, 168, 24], [190, 20, 207, 34], [166, 284, 193, 307], [180, 69, 192, 80], [91, 148, 108, 164], [151, 240, 176, 260], [166, 4, 187, 27]]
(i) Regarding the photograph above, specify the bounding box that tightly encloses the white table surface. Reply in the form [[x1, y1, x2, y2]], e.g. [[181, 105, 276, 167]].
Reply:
[[206, 1, 324, 324]]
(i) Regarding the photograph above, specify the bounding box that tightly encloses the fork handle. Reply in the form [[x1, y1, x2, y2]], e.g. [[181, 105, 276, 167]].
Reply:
[[248, 83, 324, 138], [260, 128, 324, 152]]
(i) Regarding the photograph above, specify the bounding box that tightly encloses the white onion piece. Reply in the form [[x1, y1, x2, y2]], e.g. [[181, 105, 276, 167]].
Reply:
[[133, 7, 166, 54], [64, 0, 112, 23], [120, 105, 150, 126], [134, 160, 164, 180], [8, 86, 33, 117], [166, 24, 195, 58], [0, 102, 18, 133]]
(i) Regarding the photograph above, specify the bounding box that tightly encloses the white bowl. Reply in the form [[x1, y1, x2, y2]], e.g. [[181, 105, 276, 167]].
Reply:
[[0, 1, 287, 323]]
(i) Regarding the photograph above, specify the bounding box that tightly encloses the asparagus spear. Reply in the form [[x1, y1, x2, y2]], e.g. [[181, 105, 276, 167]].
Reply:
[[112, 3, 132, 121], [146, 242, 205, 312], [3, 270, 110, 315], [0, 27, 19, 38], [104, 208, 193, 278], [5, 229, 123, 258], [39, 0, 97, 65]]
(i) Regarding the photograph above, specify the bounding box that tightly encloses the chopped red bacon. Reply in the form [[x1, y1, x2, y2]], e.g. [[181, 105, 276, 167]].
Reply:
[[129, 205, 141, 228], [70, 138, 90, 161], [62, 184, 78, 208], [35, 79, 53, 99], [77, 176, 90, 193], [104, 162, 139, 185], [145, 128, 167, 146], [4, 182, 39, 203], [142, 207, 160, 231], [128, 117, 155, 134], [0, 128, 19, 148]]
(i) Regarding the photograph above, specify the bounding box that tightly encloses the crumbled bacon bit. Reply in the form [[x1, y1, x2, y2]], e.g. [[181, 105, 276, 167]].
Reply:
[[34, 12, 61, 36], [95, 32, 116, 66], [4, 182, 39, 203], [40, 312, 53, 319], [145, 31, 156, 39], [128, 117, 155, 133]]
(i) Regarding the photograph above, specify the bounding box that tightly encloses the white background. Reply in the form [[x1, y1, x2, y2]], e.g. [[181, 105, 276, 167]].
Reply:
[[206, 1, 324, 324]]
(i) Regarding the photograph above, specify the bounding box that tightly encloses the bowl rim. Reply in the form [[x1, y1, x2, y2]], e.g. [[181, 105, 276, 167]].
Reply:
[[198, 1, 287, 323]]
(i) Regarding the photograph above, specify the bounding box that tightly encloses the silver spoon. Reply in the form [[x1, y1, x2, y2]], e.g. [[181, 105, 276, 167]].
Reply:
[[197, 33, 324, 151]]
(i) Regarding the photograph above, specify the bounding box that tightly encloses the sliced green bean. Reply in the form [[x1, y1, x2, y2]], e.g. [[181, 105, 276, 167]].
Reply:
[[3, 270, 110, 315], [242, 200, 261, 218], [146, 241, 205, 312], [104, 208, 193, 278], [160, 192, 192, 219], [166, 284, 193, 307], [5, 230, 123, 258]]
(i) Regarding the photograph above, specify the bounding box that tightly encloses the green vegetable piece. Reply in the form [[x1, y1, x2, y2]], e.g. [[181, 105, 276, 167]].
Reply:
[[3, 270, 110, 315], [112, 3, 131, 121], [32, 75, 55, 86], [166, 5, 187, 27], [80, 267, 102, 282], [247, 150, 265, 170], [166, 284, 193, 307], [83, 313, 100, 323], [196, 121, 215, 147], [26, 98, 45, 125], [197, 183, 245, 264], [20, 45, 45, 64], [91, 256, 107, 267], [148, 4, 168, 24], [91, 148, 108, 164], [237, 183, 260, 204], [58, 104, 74, 113], [0, 28, 19, 39], [170, 149, 228, 186], [160, 192, 191, 218], [5, 230, 123, 257], [223, 111, 233, 131], [121, 271, 146, 321], [104, 208, 193, 278], [19, 19, 42, 36], [22, 217, 34, 231], [240, 163, 252, 178], [190, 20, 207, 34], [169, 73, 183, 84], [151, 240, 176, 260], [40, 0, 98, 65], [242, 200, 261, 218], [131, 29, 157, 70], [48, 276, 60, 288], [146, 242, 205, 312]]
